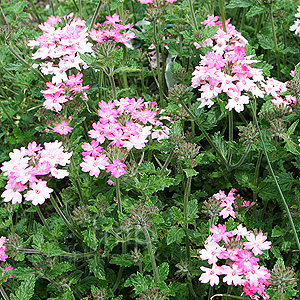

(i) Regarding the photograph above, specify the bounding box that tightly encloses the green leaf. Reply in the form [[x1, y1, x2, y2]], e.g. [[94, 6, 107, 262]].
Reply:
[[110, 254, 133, 267], [50, 262, 75, 280], [11, 275, 36, 300], [167, 226, 185, 245], [183, 168, 199, 178], [157, 262, 169, 281], [287, 120, 299, 136], [294, 62, 300, 81], [88, 256, 106, 280], [257, 34, 275, 50], [226, 0, 254, 8], [41, 242, 65, 256], [82, 227, 98, 250], [271, 225, 286, 237], [187, 199, 198, 221], [246, 6, 265, 17], [109, 66, 140, 76]]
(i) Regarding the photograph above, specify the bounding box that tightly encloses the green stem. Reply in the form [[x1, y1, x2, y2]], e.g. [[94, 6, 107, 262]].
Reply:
[[50, 0, 55, 15], [184, 176, 192, 260], [115, 178, 122, 214], [178, 100, 228, 167], [227, 111, 233, 164], [36, 206, 50, 232], [70, 156, 85, 205], [29, 0, 42, 23], [251, 103, 300, 251], [142, 226, 159, 284], [255, 13, 263, 34], [239, 8, 246, 31], [108, 74, 117, 99], [228, 143, 252, 169], [0, 285, 9, 300], [187, 0, 198, 29], [253, 150, 263, 204], [89, 0, 104, 30], [112, 178, 127, 293], [79, 0, 82, 19], [122, 46, 129, 97], [155, 46, 164, 108], [268, 6, 281, 79], [218, 0, 226, 32], [7, 43, 47, 83], [160, 149, 174, 175], [49, 195, 83, 241]]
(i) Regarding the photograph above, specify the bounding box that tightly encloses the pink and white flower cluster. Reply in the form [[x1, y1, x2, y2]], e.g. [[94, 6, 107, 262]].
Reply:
[[80, 97, 168, 179], [0, 237, 13, 283], [89, 13, 135, 49], [193, 15, 298, 113], [1, 141, 72, 206], [290, 6, 300, 36], [41, 72, 89, 113], [262, 77, 297, 109], [199, 224, 271, 299], [192, 15, 265, 113], [28, 13, 93, 84]]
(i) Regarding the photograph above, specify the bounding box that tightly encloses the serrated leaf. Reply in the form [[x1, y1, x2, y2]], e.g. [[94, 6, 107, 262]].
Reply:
[[109, 66, 140, 76], [110, 254, 133, 267], [10, 275, 36, 300], [246, 6, 265, 17], [82, 227, 98, 250], [88, 256, 106, 280], [183, 168, 199, 178], [226, 0, 254, 8], [50, 262, 75, 280], [187, 199, 198, 221], [167, 226, 185, 245], [257, 34, 275, 50], [157, 262, 169, 281], [41, 242, 65, 256], [271, 225, 286, 237]]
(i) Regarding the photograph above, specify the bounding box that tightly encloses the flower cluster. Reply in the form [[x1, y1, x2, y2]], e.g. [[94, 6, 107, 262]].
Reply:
[[89, 13, 135, 49], [41, 72, 89, 113], [202, 189, 252, 219], [28, 13, 93, 84], [192, 15, 265, 112], [81, 98, 168, 179], [1, 141, 72, 205], [199, 224, 271, 299], [290, 6, 300, 36], [261, 77, 297, 109], [0, 237, 13, 283]]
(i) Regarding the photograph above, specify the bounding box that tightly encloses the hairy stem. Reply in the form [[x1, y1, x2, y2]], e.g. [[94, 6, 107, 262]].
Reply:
[[142, 226, 159, 284], [89, 0, 104, 31], [50, 195, 83, 241], [0, 285, 9, 300], [36, 206, 50, 231]]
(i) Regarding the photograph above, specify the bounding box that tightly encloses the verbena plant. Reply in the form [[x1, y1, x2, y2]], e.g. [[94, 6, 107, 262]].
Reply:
[[0, 0, 299, 299]]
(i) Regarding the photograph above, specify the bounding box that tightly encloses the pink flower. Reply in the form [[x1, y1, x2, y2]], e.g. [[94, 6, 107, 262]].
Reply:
[[243, 232, 271, 256], [210, 224, 233, 244], [80, 154, 109, 177], [106, 158, 128, 178], [24, 179, 53, 205], [221, 264, 244, 286], [53, 121, 73, 135], [199, 265, 222, 286]]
